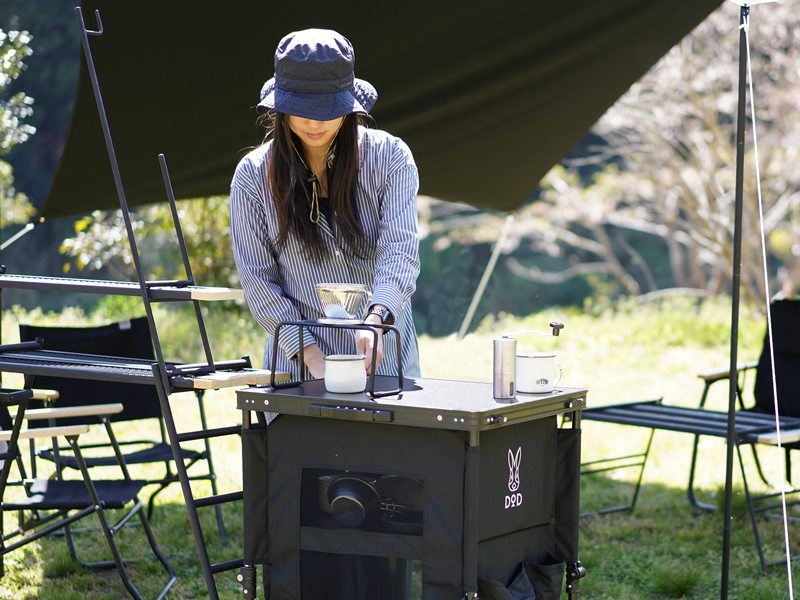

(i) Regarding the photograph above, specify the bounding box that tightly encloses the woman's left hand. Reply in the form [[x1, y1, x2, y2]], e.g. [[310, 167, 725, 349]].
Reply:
[[356, 314, 384, 374]]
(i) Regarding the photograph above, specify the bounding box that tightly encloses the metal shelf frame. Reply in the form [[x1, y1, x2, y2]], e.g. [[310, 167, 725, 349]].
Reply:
[[0, 7, 256, 598]]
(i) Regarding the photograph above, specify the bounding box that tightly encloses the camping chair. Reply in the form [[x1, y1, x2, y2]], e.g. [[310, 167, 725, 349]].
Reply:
[[0, 388, 176, 599], [577, 299, 800, 573], [687, 299, 800, 507], [19, 317, 228, 543]]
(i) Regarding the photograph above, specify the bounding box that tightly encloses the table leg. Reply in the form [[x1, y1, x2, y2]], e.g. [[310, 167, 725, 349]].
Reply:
[[237, 564, 257, 599], [463, 430, 480, 599], [565, 561, 587, 600], [566, 407, 586, 599]]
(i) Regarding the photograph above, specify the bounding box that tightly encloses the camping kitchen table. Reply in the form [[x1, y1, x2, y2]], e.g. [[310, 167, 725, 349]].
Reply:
[[236, 376, 587, 600]]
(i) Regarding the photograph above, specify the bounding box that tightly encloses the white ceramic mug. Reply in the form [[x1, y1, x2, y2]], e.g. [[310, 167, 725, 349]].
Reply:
[[324, 354, 367, 393], [516, 352, 562, 394]]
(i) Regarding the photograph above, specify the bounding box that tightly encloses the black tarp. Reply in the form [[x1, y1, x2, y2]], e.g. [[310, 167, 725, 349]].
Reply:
[[38, 0, 723, 220]]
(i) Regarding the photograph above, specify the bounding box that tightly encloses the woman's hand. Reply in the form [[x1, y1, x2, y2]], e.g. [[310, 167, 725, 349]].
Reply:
[[302, 343, 327, 379], [356, 314, 384, 374]]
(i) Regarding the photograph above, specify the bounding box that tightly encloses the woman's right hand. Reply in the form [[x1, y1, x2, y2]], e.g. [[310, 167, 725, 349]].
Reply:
[[302, 343, 326, 379]]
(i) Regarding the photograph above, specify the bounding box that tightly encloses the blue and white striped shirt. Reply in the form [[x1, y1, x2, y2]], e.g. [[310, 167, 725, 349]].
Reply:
[[230, 126, 421, 379]]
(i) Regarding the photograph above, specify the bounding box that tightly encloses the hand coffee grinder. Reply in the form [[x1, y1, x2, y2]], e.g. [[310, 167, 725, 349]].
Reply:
[[493, 322, 564, 400]]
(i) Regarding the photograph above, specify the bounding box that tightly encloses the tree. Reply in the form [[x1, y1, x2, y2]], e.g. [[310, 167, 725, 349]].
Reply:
[[1, 1, 80, 207], [0, 27, 36, 227], [433, 2, 800, 309], [562, 1, 800, 306], [59, 197, 239, 291]]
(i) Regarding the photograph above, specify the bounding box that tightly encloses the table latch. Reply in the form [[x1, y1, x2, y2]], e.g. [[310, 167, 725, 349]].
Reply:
[[312, 404, 394, 423]]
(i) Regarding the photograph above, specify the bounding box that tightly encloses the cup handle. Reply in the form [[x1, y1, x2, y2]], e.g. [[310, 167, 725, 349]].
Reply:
[[553, 361, 562, 386]]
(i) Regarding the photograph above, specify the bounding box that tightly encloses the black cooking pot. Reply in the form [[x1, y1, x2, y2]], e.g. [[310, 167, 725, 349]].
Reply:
[[326, 476, 381, 527]]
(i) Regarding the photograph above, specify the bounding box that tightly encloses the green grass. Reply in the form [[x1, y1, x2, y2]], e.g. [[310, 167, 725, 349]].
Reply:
[[3, 297, 800, 599]]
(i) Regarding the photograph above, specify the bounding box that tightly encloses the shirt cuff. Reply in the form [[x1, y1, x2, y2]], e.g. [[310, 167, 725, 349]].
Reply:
[[277, 324, 318, 361], [370, 284, 404, 321]]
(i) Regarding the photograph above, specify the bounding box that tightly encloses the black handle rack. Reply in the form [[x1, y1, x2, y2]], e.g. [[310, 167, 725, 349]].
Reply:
[[269, 319, 404, 398]]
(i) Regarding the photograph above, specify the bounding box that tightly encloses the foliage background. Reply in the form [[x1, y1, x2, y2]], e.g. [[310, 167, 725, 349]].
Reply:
[[6, 2, 798, 335], [0, 27, 36, 227]]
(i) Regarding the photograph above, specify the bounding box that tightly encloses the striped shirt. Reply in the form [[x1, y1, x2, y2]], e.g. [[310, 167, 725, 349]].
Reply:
[[230, 126, 421, 380]]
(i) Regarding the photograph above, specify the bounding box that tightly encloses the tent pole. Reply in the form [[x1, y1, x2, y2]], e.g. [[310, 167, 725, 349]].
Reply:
[[0, 223, 35, 252], [0, 215, 2, 382], [721, 5, 749, 599], [457, 212, 515, 340]]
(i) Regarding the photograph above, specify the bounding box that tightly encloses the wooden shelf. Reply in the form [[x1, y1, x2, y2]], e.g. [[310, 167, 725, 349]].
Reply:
[[173, 369, 291, 390]]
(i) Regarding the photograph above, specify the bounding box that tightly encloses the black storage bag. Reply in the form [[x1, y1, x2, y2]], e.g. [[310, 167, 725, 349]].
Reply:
[[478, 555, 565, 600]]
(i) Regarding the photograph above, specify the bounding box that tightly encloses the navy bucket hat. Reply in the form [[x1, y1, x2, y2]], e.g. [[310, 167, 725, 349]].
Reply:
[[257, 29, 377, 121]]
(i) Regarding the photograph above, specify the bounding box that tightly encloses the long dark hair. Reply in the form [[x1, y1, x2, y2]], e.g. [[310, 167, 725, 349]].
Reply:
[[262, 111, 366, 261]]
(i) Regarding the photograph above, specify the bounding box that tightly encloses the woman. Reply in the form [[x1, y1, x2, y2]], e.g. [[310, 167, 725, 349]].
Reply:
[[230, 28, 421, 382]]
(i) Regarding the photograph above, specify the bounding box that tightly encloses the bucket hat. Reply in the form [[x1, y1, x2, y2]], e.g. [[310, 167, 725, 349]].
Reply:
[[257, 29, 377, 121]]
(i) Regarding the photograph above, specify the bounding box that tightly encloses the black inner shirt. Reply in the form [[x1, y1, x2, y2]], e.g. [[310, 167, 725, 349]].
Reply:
[[318, 197, 333, 225]]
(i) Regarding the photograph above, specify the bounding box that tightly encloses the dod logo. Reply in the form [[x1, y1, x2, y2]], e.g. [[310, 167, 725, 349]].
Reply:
[[505, 447, 523, 510]]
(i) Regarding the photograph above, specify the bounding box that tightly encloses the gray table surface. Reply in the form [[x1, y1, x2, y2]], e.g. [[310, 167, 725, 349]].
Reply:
[[237, 376, 587, 431]]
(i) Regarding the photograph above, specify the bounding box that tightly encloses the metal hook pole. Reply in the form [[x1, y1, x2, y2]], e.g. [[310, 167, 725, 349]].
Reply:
[[74, 6, 170, 393], [157, 154, 216, 370], [77, 8, 104, 36]]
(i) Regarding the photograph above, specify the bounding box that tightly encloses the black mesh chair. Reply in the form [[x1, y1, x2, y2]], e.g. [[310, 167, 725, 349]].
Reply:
[[579, 299, 800, 573], [0, 388, 176, 599], [19, 317, 227, 542], [687, 299, 800, 505]]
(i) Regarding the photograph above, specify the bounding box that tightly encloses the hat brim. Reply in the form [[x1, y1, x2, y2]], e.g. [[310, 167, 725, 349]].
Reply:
[[257, 78, 377, 120]]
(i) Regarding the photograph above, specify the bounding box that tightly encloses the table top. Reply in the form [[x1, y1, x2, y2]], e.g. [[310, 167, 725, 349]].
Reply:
[[237, 376, 587, 431]]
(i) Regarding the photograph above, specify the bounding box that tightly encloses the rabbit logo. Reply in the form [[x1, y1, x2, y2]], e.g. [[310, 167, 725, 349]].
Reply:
[[505, 447, 523, 509], [508, 448, 521, 491]]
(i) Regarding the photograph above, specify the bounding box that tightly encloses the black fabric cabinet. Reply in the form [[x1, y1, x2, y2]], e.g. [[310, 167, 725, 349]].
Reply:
[[238, 377, 586, 600]]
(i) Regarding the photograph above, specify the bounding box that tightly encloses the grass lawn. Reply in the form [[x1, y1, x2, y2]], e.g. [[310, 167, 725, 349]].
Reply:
[[2, 297, 799, 599]]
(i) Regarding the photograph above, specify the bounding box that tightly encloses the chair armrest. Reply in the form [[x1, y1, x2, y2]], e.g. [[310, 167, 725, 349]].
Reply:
[[0, 424, 90, 442], [755, 428, 800, 445], [17, 403, 125, 421], [31, 388, 59, 401], [697, 360, 759, 383], [0, 388, 33, 404]]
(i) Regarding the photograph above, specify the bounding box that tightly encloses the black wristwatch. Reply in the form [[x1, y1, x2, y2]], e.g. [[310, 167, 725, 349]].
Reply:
[[367, 306, 394, 327]]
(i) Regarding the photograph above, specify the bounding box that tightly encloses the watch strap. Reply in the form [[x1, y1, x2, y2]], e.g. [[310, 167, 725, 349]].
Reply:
[[367, 306, 394, 326]]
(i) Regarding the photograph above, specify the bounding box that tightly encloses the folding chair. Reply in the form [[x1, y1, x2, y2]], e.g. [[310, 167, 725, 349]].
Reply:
[[0, 388, 176, 599], [687, 299, 800, 506], [578, 299, 800, 573], [19, 317, 228, 543]]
